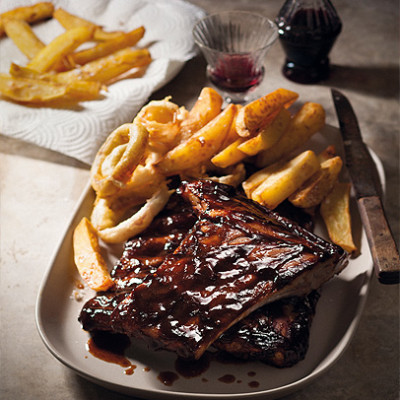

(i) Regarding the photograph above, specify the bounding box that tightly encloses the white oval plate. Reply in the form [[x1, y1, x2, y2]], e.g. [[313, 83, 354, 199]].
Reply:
[[36, 125, 385, 400]]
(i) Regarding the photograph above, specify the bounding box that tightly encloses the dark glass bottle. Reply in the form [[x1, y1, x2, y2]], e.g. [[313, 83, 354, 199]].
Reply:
[[276, 0, 342, 83]]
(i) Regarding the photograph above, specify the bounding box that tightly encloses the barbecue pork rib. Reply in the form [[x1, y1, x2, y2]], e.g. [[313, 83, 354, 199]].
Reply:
[[80, 179, 347, 360], [79, 193, 197, 332], [213, 290, 320, 367]]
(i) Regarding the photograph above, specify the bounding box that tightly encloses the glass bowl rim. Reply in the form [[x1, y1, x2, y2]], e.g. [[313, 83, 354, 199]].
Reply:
[[192, 10, 279, 55]]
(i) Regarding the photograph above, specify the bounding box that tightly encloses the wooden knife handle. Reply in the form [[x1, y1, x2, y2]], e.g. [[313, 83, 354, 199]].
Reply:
[[357, 196, 400, 284]]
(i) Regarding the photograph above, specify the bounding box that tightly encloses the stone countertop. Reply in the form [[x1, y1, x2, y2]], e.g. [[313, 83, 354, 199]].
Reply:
[[0, 0, 398, 399]]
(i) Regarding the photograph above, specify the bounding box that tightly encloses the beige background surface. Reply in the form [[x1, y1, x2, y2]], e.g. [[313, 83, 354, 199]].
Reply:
[[1, 0, 398, 399]]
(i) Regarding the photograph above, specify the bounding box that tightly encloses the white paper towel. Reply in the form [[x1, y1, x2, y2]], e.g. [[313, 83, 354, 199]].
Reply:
[[0, 0, 205, 164]]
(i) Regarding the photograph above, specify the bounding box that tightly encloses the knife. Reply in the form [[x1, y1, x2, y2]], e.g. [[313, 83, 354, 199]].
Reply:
[[331, 89, 399, 284]]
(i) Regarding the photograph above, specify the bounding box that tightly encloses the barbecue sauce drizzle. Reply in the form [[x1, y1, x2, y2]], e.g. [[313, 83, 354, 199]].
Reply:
[[87, 333, 260, 387], [87, 331, 136, 375]]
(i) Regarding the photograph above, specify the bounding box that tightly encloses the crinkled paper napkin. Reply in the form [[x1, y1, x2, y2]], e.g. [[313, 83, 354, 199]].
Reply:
[[0, 0, 205, 164]]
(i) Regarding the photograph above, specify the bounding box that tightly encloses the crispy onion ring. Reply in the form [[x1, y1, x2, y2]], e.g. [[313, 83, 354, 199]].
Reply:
[[90, 164, 165, 232], [91, 121, 149, 197], [96, 184, 172, 244], [135, 97, 188, 153], [117, 158, 166, 198]]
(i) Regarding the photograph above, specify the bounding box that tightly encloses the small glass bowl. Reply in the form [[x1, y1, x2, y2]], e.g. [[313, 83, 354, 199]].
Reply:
[[193, 11, 278, 103]]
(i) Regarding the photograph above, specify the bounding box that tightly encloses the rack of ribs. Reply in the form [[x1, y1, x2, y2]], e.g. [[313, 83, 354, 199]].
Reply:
[[79, 179, 348, 362], [213, 290, 320, 367]]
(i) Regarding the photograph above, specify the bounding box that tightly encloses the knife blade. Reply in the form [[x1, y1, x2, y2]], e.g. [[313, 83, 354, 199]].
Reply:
[[331, 88, 399, 284]]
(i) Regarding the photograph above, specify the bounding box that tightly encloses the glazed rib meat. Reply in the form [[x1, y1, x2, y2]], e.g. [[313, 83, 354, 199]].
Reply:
[[79, 191, 318, 367], [79, 193, 197, 332], [213, 291, 320, 367], [80, 180, 347, 360]]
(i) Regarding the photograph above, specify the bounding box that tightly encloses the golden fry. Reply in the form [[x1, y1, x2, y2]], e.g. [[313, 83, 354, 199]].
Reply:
[[219, 104, 242, 149], [0, 73, 67, 103], [65, 79, 102, 101], [53, 7, 124, 41], [247, 150, 320, 209], [209, 104, 244, 169], [256, 102, 326, 167], [211, 137, 247, 168], [320, 182, 357, 253], [157, 104, 236, 175], [289, 156, 343, 208], [9, 62, 42, 78], [3, 18, 44, 59], [73, 217, 114, 291], [27, 26, 95, 73], [1, 70, 102, 103], [55, 48, 152, 84], [179, 87, 223, 140], [235, 88, 298, 137], [0, 2, 54, 36], [242, 159, 279, 198], [69, 26, 146, 66], [8, 63, 102, 101], [237, 107, 291, 156], [318, 145, 337, 163]]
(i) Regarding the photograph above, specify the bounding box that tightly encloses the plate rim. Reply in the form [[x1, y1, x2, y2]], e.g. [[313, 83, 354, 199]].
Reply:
[[35, 125, 385, 399]]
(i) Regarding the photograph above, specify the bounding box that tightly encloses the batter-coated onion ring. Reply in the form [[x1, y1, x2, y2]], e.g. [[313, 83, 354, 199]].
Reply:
[[91, 121, 149, 197], [96, 184, 172, 244], [134, 97, 187, 153]]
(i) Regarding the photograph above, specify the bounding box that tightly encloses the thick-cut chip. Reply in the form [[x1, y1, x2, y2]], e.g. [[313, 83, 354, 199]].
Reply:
[[0, 73, 102, 103], [256, 102, 326, 167], [237, 107, 292, 156], [219, 104, 243, 149], [91, 122, 149, 198], [73, 217, 114, 291], [235, 88, 298, 137], [247, 150, 321, 209], [211, 137, 247, 168], [318, 145, 337, 163], [5, 66, 102, 102], [157, 104, 236, 175], [9, 63, 44, 79], [289, 156, 343, 208], [11, 49, 151, 90], [3, 18, 45, 59], [320, 182, 357, 254], [0, 73, 67, 103], [0, 2, 54, 37], [55, 48, 151, 84], [242, 162, 275, 199], [179, 87, 223, 140], [27, 26, 95, 73], [69, 26, 146, 67], [53, 7, 124, 41], [64, 79, 102, 101]]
